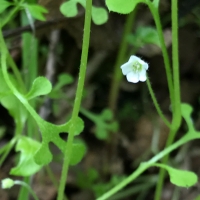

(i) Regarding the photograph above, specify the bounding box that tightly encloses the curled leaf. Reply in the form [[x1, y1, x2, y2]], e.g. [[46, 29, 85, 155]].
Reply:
[[10, 137, 42, 176]]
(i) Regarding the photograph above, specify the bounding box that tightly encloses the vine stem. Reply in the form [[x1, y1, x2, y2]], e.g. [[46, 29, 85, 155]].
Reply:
[[57, 0, 92, 199]]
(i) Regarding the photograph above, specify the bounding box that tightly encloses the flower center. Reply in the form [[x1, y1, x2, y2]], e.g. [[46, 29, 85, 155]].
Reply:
[[132, 61, 142, 73]]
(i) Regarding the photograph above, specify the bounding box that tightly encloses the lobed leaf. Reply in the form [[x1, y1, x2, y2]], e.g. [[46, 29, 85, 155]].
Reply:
[[60, 0, 108, 25], [34, 117, 84, 165], [26, 77, 52, 100], [70, 140, 87, 165], [10, 136, 42, 176]]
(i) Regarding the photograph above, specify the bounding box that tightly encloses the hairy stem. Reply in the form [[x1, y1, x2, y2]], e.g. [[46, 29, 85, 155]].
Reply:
[[57, 0, 92, 199]]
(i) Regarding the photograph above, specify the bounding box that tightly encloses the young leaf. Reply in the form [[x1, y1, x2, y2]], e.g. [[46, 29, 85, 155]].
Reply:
[[10, 136, 42, 176], [25, 4, 48, 21], [70, 140, 87, 165], [92, 7, 108, 25], [77, 168, 99, 189], [101, 109, 113, 121], [154, 163, 198, 188], [105, 0, 141, 14], [60, 0, 108, 25], [53, 73, 74, 91], [80, 108, 118, 140], [127, 26, 160, 48], [0, 0, 12, 14], [60, 1, 78, 17], [26, 77, 52, 100]]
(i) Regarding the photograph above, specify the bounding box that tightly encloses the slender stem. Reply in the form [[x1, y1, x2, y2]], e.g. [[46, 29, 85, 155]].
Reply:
[[7, 54, 26, 93], [108, 10, 137, 112], [171, 0, 181, 128], [18, 177, 30, 200], [0, 137, 17, 166], [147, 2, 174, 109], [154, 0, 181, 199], [146, 77, 171, 128], [57, 0, 92, 199], [97, 133, 194, 200], [45, 166, 68, 200], [15, 180, 39, 200]]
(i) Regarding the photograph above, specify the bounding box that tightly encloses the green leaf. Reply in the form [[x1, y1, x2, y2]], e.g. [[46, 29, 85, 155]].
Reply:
[[34, 117, 84, 165], [127, 26, 160, 48], [26, 77, 52, 100], [0, 69, 27, 125], [101, 109, 113, 120], [60, 0, 108, 25], [0, 0, 12, 14], [70, 140, 87, 165], [53, 73, 74, 91], [105, 0, 141, 14], [49, 73, 74, 99], [60, 1, 78, 17], [154, 163, 198, 187], [96, 127, 108, 140], [92, 7, 108, 25], [10, 136, 42, 176], [25, 4, 48, 21], [77, 168, 99, 189]]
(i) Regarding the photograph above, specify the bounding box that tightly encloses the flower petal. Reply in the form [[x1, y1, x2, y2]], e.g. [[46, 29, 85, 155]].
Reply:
[[126, 72, 139, 83], [139, 69, 147, 82], [121, 63, 132, 75], [129, 55, 140, 63], [143, 62, 149, 70]]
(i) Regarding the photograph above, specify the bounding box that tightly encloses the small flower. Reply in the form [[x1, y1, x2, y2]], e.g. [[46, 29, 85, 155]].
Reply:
[[121, 55, 149, 83], [1, 178, 14, 189]]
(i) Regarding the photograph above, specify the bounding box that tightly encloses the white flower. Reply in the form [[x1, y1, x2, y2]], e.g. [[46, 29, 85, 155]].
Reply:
[[121, 55, 149, 83], [1, 178, 14, 189]]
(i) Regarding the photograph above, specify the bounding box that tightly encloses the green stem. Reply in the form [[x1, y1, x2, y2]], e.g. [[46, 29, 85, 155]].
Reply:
[[171, 0, 181, 128], [15, 180, 39, 200], [45, 166, 68, 200], [108, 10, 137, 112], [0, 137, 17, 166], [57, 0, 92, 199], [147, 1, 174, 109], [146, 77, 171, 128], [7, 54, 26, 93], [97, 133, 194, 200], [154, 0, 181, 199], [0, 28, 44, 127], [18, 177, 30, 200]]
